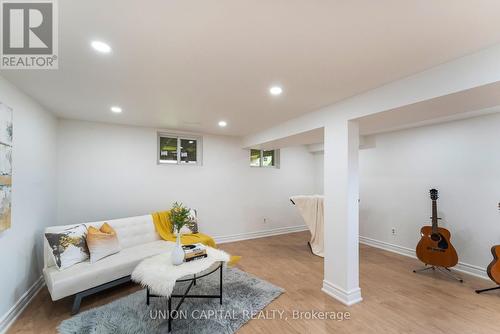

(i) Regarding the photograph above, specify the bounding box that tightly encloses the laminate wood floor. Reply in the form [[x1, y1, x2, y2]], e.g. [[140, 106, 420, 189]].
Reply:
[[8, 231, 500, 333]]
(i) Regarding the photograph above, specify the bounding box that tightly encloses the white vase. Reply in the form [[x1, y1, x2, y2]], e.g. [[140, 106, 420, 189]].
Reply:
[[171, 232, 185, 265]]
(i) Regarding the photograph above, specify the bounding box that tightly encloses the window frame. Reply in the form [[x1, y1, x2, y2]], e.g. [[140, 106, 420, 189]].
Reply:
[[249, 149, 280, 168], [157, 132, 203, 166]]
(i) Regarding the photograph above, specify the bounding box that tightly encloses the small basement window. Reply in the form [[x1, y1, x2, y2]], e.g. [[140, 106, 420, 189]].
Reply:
[[250, 149, 279, 168], [158, 132, 202, 165]]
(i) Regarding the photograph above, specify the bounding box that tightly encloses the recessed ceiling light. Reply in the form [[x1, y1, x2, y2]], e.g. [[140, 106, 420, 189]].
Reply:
[[218, 120, 227, 127], [269, 86, 283, 96], [110, 106, 122, 113], [91, 41, 112, 53]]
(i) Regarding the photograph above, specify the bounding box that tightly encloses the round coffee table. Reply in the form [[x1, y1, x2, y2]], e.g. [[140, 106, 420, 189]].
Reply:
[[145, 261, 224, 332]]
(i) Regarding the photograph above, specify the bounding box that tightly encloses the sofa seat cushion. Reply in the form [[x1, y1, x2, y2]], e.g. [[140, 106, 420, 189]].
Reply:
[[44, 240, 174, 301]]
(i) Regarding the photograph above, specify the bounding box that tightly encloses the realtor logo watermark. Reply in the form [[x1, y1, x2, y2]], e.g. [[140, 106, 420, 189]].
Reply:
[[0, 0, 58, 69]]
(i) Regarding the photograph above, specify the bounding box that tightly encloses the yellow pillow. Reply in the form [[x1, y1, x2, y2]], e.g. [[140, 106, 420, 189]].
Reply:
[[100, 222, 114, 234], [87, 226, 100, 234], [86, 223, 121, 263]]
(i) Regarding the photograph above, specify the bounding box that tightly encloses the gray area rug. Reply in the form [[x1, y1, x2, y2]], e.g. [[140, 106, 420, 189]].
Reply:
[[59, 267, 284, 334]]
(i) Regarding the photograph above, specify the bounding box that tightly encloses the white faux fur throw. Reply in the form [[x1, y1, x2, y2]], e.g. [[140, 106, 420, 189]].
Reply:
[[131, 247, 230, 297]]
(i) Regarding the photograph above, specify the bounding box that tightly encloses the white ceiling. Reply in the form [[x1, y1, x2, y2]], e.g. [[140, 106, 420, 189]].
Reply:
[[3, 1, 500, 136]]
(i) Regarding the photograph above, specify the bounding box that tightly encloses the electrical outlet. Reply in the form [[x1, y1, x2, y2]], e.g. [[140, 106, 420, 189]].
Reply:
[[391, 228, 396, 236], [263, 218, 268, 223]]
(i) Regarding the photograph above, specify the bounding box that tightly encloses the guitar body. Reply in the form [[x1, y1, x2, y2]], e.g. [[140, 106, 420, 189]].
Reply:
[[415, 189, 458, 268], [416, 226, 458, 268], [486, 245, 500, 285]]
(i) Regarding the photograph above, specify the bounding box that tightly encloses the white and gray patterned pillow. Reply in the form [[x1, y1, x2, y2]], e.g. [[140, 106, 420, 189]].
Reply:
[[45, 224, 89, 270], [186, 208, 199, 234]]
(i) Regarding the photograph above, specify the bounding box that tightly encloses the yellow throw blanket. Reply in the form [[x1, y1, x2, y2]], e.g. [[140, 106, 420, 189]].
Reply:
[[151, 211, 241, 266], [151, 211, 216, 248]]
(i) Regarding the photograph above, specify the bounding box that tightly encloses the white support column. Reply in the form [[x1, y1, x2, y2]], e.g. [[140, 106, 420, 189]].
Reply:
[[322, 119, 362, 306]]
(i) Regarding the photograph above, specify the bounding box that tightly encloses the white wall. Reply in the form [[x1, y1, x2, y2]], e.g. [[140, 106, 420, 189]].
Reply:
[[310, 113, 500, 271], [359, 113, 500, 270], [313, 153, 324, 194], [56, 120, 316, 237], [0, 78, 57, 323]]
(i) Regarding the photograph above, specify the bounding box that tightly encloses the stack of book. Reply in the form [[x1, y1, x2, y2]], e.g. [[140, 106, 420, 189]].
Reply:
[[182, 243, 207, 262]]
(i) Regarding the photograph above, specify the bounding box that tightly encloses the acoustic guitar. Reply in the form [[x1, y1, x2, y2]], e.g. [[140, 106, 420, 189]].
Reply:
[[416, 189, 458, 268], [476, 245, 500, 293], [486, 246, 500, 285]]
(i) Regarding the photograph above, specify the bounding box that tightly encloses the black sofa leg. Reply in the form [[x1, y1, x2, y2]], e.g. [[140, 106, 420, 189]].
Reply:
[[71, 293, 83, 315], [68, 275, 132, 315]]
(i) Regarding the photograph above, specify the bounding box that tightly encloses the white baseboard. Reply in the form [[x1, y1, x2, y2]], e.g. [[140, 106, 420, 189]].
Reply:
[[0, 276, 45, 334], [359, 236, 489, 280], [214, 225, 308, 244], [322, 280, 363, 306], [359, 236, 415, 258]]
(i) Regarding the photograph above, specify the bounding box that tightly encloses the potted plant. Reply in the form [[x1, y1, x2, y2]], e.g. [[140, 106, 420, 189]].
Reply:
[[170, 202, 191, 265]]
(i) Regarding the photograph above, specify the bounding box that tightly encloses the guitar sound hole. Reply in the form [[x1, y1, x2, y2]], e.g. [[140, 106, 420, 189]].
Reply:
[[437, 235, 449, 250], [431, 233, 440, 241]]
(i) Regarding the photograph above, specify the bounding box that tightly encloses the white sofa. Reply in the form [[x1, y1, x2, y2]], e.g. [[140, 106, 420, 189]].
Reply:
[[43, 214, 175, 314]]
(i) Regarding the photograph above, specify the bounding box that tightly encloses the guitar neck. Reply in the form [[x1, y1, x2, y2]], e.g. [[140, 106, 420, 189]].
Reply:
[[431, 199, 438, 233]]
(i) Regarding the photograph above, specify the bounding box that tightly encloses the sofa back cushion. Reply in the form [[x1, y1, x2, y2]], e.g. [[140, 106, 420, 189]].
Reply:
[[44, 214, 160, 269], [94, 215, 160, 250]]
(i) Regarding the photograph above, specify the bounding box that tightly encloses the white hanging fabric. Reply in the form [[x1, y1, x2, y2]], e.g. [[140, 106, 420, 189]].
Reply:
[[290, 195, 324, 257]]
